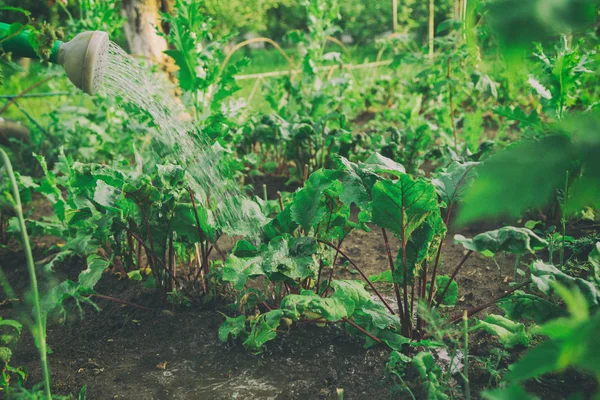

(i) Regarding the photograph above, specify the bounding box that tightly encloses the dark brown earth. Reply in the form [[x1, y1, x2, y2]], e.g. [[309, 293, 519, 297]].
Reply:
[[0, 196, 597, 399]]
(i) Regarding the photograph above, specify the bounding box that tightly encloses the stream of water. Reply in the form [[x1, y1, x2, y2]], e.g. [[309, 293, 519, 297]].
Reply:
[[94, 42, 259, 236]]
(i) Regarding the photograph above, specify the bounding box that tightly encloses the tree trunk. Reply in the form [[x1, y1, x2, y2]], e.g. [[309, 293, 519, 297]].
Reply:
[[122, 0, 172, 64]]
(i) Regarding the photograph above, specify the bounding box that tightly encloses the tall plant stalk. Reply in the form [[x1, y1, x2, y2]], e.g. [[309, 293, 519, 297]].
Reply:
[[463, 310, 471, 400], [0, 148, 52, 399]]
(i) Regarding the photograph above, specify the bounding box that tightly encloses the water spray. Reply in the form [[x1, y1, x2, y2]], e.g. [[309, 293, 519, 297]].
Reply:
[[0, 23, 109, 95]]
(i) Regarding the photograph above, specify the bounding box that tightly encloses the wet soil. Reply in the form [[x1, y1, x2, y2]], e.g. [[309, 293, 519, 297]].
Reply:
[[0, 199, 596, 399]]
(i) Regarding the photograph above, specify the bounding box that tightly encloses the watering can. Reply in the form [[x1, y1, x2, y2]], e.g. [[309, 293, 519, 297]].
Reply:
[[0, 22, 109, 95]]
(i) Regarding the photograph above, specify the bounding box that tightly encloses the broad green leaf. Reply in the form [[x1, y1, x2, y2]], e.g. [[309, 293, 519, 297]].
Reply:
[[412, 351, 448, 400], [330, 280, 371, 310], [291, 169, 341, 232], [232, 240, 259, 257], [426, 275, 458, 306], [454, 227, 547, 257], [504, 339, 563, 383], [40, 280, 81, 314], [261, 236, 318, 282], [78, 254, 109, 289], [529, 261, 599, 306], [498, 292, 563, 324], [222, 255, 264, 290], [171, 202, 216, 243], [218, 315, 248, 342], [396, 211, 445, 285], [458, 134, 575, 225], [371, 176, 439, 241], [263, 206, 298, 240], [243, 310, 284, 353], [281, 292, 348, 321], [362, 153, 406, 177], [432, 161, 479, 207], [476, 314, 530, 348]]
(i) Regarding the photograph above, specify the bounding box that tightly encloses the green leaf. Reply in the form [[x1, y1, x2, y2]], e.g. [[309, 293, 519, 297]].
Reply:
[[0, 317, 22, 336], [426, 275, 458, 306], [362, 153, 406, 177], [412, 351, 449, 400], [432, 161, 479, 207], [78, 254, 109, 289], [482, 385, 539, 400], [454, 227, 547, 257], [0, 347, 12, 363], [587, 242, 600, 286], [372, 176, 439, 241], [127, 270, 143, 281], [218, 315, 248, 342], [369, 270, 393, 283], [263, 206, 298, 240], [232, 240, 259, 257], [476, 314, 530, 348], [243, 310, 284, 353], [529, 261, 599, 306], [396, 211, 445, 285], [504, 339, 562, 383], [291, 169, 341, 231], [498, 292, 563, 324], [458, 134, 575, 225], [222, 255, 264, 290], [281, 291, 348, 321]]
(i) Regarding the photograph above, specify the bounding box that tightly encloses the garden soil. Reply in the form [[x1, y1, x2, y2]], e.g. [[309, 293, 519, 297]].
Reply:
[[0, 196, 596, 399]]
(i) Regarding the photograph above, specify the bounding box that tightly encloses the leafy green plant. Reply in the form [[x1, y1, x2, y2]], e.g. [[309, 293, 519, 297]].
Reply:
[[483, 283, 600, 399], [0, 317, 26, 395], [0, 147, 51, 399], [159, 0, 247, 118], [217, 153, 512, 354]]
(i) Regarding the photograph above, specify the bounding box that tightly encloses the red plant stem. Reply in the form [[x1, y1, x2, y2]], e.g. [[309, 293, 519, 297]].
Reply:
[[446, 281, 530, 326], [92, 294, 153, 311], [436, 250, 473, 305], [117, 223, 191, 297], [428, 203, 454, 307], [322, 236, 345, 297], [343, 317, 383, 344], [316, 259, 324, 295], [400, 212, 411, 336], [318, 239, 396, 315], [382, 228, 404, 321]]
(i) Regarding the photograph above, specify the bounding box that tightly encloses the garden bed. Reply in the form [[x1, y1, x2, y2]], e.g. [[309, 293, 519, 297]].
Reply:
[[3, 221, 593, 399]]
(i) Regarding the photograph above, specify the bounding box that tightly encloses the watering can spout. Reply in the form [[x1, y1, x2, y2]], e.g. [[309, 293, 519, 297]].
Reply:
[[0, 23, 109, 95]]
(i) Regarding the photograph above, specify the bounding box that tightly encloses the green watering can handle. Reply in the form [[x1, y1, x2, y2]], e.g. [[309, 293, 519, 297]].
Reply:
[[0, 22, 62, 63]]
